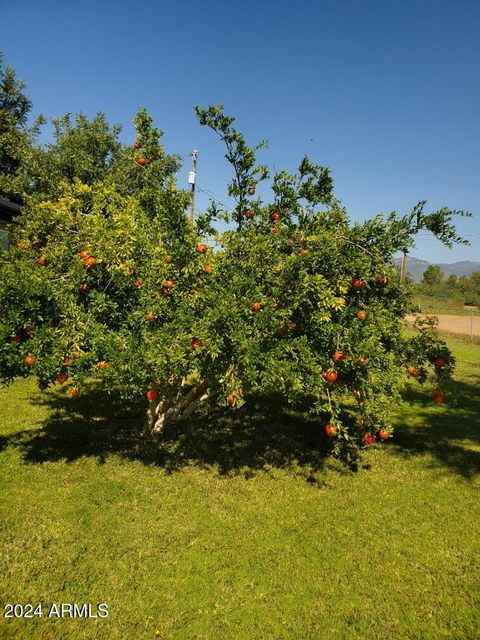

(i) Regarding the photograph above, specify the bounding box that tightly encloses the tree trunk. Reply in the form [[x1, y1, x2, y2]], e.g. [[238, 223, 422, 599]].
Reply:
[[149, 379, 210, 435]]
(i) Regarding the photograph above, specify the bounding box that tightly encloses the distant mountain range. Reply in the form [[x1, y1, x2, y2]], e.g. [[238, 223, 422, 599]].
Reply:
[[393, 256, 480, 282]]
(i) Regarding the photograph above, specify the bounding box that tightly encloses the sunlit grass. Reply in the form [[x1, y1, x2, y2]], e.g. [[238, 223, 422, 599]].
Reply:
[[0, 335, 479, 639], [413, 295, 478, 316]]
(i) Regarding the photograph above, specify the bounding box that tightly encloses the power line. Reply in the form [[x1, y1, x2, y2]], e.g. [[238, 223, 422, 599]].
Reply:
[[196, 185, 236, 214], [416, 233, 480, 237], [192, 190, 480, 244]]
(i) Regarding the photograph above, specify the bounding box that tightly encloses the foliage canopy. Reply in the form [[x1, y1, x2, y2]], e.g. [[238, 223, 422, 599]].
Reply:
[[0, 58, 470, 461]]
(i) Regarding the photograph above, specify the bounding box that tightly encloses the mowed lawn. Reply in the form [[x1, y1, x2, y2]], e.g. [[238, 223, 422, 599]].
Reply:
[[0, 336, 479, 640]]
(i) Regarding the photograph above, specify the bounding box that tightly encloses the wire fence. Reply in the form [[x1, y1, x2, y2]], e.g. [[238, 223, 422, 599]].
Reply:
[[409, 304, 479, 341]]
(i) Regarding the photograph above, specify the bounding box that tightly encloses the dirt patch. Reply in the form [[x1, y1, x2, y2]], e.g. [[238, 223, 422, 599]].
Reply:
[[405, 313, 478, 337]]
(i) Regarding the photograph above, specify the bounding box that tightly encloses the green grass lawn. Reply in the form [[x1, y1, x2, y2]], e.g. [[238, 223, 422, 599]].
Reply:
[[1, 335, 479, 640], [413, 297, 478, 317]]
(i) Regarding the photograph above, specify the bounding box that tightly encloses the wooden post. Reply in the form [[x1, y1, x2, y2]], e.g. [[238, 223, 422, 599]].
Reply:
[[401, 251, 407, 288]]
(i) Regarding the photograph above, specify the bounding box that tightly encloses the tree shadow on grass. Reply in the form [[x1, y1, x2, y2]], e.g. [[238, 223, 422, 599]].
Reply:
[[0, 386, 335, 481], [1, 374, 479, 480], [392, 375, 480, 479]]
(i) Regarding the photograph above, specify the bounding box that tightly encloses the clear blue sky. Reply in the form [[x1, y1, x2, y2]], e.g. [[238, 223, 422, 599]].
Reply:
[[1, 0, 479, 264]]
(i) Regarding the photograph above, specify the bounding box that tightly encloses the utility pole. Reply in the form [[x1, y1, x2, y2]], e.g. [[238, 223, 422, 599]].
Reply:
[[401, 251, 407, 288], [188, 150, 198, 224]]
